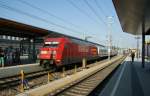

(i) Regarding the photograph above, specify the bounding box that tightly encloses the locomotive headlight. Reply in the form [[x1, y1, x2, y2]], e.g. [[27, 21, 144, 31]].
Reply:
[[41, 50, 51, 54], [41, 51, 47, 54]]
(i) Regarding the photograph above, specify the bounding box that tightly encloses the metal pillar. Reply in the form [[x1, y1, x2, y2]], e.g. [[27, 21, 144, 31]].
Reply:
[[28, 39, 32, 61], [74, 64, 77, 73], [20, 40, 23, 56], [137, 37, 139, 58], [82, 58, 86, 68], [32, 38, 36, 62], [142, 16, 145, 68], [47, 71, 52, 83], [107, 16, 113, 60], [62, 67, 65, 77], [20, 70, 25, 92]]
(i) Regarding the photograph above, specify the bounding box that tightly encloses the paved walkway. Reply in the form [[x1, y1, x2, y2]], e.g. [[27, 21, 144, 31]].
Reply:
[[99, 57, 150, 96], [1, 58, 36, 67]]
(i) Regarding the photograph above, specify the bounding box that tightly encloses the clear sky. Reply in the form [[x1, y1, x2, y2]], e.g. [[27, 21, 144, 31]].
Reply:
[[0, 0, 138, 48]]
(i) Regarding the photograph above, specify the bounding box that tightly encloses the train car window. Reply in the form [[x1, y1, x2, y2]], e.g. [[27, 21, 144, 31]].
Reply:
[[44, 44, 58, 48]]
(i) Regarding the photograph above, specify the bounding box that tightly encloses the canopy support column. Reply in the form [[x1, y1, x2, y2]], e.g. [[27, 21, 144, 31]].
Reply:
[[142, 15, 145, 68]]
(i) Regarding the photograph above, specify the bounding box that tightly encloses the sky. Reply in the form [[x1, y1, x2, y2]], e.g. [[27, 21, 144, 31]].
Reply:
[[0, 0, 139, 48]]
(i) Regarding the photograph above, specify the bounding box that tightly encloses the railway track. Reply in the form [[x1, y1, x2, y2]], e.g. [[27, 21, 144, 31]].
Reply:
[[0, 70, 50, 90], [51, 56, 125, 96], [0, 56, 120, 96], [0, 56, 109, 90]]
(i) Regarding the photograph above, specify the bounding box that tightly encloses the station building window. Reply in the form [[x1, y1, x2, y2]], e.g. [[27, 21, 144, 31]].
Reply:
[[3, 35, 5, 39], [10, 36, 13, 40], [14, 37, 17, 40], [0, 35, 2, 39], [16, 37, 19, 40], [6, 36, 8, 39], [7, 36, 9, 40], [12, 37, 15, 40]]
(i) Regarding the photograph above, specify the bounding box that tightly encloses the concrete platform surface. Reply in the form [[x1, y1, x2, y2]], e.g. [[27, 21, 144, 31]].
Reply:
[[99, 57, 150, 96], [0, 63, 44, 79]]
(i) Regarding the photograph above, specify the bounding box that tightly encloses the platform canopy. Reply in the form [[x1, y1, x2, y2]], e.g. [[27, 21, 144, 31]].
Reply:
[[0, 18, 66, 38], [113, 0, 150, 35], [0, 18, 104, 46]]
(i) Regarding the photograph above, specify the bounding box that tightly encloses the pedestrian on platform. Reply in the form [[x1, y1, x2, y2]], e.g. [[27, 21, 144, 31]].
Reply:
[[131, 51, 135, 62], [0, 47, 4, 67], [7, 46, 14, 65], [4, 48, 8, 65], [15, 48, 21, 65]]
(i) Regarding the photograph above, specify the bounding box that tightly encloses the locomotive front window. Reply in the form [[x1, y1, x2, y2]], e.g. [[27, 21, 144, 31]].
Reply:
[[44, 41, 59, 48], [44, 44, 58, 48]]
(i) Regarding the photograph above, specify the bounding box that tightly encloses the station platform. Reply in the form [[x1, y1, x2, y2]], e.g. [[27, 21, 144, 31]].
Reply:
[[99, 57, 150, 96], [1, 56, 37, 67], [0, 63, 44, 79]]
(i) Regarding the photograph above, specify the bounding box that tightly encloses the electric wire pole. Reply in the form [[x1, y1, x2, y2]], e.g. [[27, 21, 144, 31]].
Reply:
[[107, 16, 113, 60]]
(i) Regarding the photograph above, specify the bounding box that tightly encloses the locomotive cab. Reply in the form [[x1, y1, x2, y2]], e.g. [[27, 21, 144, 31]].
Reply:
[[40, 41, 59, 60], [39, 38, 65, 68]]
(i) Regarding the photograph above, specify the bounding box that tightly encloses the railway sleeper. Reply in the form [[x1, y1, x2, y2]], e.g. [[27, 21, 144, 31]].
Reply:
[[61, 91, 87, 96], [68, 89, 88, 94], [78, 83, 97, 87], [74, 85, 95, 89], [71, 86, 91, 91]]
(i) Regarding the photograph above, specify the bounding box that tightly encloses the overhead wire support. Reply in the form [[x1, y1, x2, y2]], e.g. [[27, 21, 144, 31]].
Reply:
[[84, 0, 107, 26], [107, 16, 113, 60], [0, 1, 82, 35]]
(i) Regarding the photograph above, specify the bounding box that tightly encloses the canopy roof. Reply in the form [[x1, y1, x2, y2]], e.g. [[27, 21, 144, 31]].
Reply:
[[0, 18, 104, 46], [113, 0, 150, 35], [0, 18, 64, 38]]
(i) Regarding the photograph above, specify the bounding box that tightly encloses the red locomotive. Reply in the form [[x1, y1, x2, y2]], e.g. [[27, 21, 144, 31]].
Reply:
[[39, 37, 116, 68]]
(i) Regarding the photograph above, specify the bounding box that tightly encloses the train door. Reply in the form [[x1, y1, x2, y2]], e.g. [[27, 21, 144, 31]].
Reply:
[[64, 44, 69, 65], [68, 43, 72, 64], [64, 42, 71, 65]]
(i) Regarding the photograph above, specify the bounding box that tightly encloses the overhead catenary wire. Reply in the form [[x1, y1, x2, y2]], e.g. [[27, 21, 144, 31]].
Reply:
[[84, 0, 107, 27], [17, 0, 106, 41], [0, 2, 82, 35], [66, 0, 107, 38], [16, 0, 90, 34], [66, 0, 101, 25], [102, 0, 114, 15], [94, 0, 108, 17], [66, 0, 108, 42], [0, 1, 109, 44]]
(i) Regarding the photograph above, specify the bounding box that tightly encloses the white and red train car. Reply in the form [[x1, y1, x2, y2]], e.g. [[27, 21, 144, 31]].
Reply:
[[39, 37, 117, 68]]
